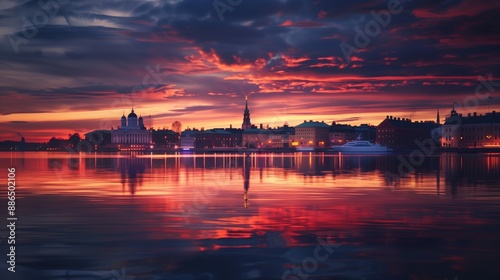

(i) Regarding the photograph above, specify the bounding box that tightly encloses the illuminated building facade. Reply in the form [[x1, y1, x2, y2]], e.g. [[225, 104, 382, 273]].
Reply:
[[294, 120, 330, 148], [111, 108, 152, 150], [442, 110, 500, 148]]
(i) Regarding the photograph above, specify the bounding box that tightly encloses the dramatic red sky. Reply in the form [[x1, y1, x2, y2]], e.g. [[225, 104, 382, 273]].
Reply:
[[0, 0, 499, 142]]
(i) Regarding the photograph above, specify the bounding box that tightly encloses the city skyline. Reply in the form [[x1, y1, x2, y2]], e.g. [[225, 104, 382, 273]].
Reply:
[[0, 95, 495, 143], [1, 0, 499, 142]]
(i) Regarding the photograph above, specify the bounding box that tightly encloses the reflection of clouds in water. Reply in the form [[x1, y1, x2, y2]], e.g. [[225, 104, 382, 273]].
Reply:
[[6, 153, 500, 280]]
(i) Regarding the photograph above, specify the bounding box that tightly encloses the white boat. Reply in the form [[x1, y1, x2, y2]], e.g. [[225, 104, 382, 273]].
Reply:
[[331, 136, 390, 154]]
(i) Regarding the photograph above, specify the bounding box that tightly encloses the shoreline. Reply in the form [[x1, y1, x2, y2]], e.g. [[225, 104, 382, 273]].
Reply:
[[2, 147, 500, 154]]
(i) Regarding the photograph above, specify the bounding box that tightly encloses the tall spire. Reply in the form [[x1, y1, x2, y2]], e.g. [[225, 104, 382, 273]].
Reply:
[[437, 109, 440, 124], [242, 96, 252, 130]]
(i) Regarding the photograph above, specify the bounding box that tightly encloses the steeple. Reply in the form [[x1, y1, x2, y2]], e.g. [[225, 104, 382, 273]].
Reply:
[[242, 96, 252, 130], [437, 109, 440, 124]]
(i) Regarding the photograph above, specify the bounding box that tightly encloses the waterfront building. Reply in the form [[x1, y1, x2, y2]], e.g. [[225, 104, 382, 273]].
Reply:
[[329, 123, 356, 146], [376, 116, 439, 148], [111, 108, 152, 151], [180, 129, 199, 150], [223, 127, 244, 146], [242, 128, 269, 148], [242, 124, 295, 149], [328, 123, 376, 146], [84, 130, 112, 151], [442, 109, 500, 148], [294, 120, 330, 148], [152, 129, 179, 148], [268, 123, 295, 148], [355, 124, 377, 142], [195, 129, 240, 148]]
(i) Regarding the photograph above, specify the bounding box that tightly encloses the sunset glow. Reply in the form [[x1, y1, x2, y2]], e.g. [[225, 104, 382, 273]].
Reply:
[[1, 0, 498, 142]]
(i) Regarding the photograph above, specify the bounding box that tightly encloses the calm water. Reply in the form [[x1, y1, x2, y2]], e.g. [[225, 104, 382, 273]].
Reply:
[[1, 152, 500, 280]]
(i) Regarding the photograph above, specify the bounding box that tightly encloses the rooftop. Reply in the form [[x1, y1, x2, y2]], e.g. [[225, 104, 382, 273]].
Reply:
[[242, 129, 271, 134], [330, 124, 356, 133], [199, 129, 232, 135], [444, 111, 500, 125], [181, 130, 199, 137], [296, 120, 330, 128], [380, 116, 439, 129]]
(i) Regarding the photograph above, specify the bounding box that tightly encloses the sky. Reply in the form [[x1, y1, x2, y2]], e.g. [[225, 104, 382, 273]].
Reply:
[[0, 0, 499, 142]]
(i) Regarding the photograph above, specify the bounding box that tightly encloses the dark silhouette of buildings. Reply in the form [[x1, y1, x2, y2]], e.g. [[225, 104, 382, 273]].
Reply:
[[84, 130, 112, 150], [376, 116, 439, 149], [152, 129, 179, 148], [328, 123, 376, 146], [194, 129, 241, 148]]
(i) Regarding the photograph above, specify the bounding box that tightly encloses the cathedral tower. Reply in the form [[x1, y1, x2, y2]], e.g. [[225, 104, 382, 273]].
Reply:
[[241, 96, 252, 130]]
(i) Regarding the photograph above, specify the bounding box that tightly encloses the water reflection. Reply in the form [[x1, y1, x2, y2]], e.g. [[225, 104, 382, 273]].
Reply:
[[243, 153, 250, 208], [18, 152, 500, 198], [118, 157, 146, 196], [441, 153, 500, 198], [1, 152, 500, 279]]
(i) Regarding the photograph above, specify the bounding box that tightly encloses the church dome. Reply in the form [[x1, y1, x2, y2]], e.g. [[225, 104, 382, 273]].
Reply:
[[128, 108, 137, 118], [121, 115, 126, 120], [138, 116, 143, 120]]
